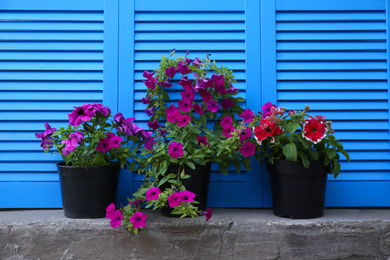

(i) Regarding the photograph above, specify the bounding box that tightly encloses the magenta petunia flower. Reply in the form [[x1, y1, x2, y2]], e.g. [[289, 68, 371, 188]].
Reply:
[[240, 108, 254, 123], [142, 96, 152, 104], [109, 135, 123, 148], [178, 99, 193, 113], [167, 111, 181, 123], [221, 99, 234, 109], [93, 103, 111, 117], [106, 132, 115, 139], [141, 130, 152, 141], [193, 57, 202, 67], [227, 83, 238, 94], [206, 100, 221, 113], [202, 208, 212, 221], [215, 85, 227, 95], [145, 187, 161, 201], [61, 131, 84, 156], [165, 66, 177, 77], [178, 76, 193, 90], [35, 123, 57, 149], [193, 103, 204, 115], [177, 114, 191, 127], [130, 211, 147, 229], [165, 104, 179, 114], [211, 74, 225, 87], [157, 78, 174, 88], [201, 78, 214, 89], [68, 104, 96, 126], [220, 116, 233, 130], [114, 112, 125, 123], [222, 125, 235, 138], [129, 199, 143, 208], [262, 102, 277, 119], [239, 127, 252, 142], [144, 106, 155, 116], [197, 136, 209, 147], [178, 190, 196, 203], [147, 119, 161, 130], [194, 80, 203, 93], [144, 138, 156, 150], [240, 142, 256, 157], [96, 138, 111, 153], [168, 142, 184, 159], [177, 61, 191, 75], [185, 58, 193, 65], [200, 90, 212, 102], [106, 203, 116, 219], [109, 209, 123, 228], [143, 70, 155, 80], [181, 90, 195, 101], [167, 192, 181, 208], [144, 80, 156, 90]]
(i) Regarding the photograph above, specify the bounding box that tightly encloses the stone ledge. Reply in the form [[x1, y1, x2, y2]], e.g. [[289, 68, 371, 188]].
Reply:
[[1, 209, 390, 260]]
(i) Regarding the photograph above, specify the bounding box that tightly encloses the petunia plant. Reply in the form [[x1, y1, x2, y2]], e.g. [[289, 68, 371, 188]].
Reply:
[[252, 102, 350, 178], [107, 51, 257, 234], [35, 103, 149, 168]]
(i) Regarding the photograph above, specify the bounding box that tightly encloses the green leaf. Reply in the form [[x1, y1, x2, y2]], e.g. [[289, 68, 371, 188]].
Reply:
[[127, 161, 136, 172], [297, 134, 310, 149], [186, 161, 196, 170], [325, 148, 337, 160], [235, 97, 245, 103], [233, 160, 241, 174], [297, 151, 310, 168], [283, 143, 297, 161], [287, 121, 300, 135], [332, 159, 341, 178], [218, 163, 228, 175], [338, 148, 351, 162], [243, 157, 251, 171]]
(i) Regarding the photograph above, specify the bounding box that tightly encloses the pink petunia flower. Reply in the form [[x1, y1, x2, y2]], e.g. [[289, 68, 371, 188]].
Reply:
[[167, 111, 181, 123], [145, 187, 161, 201], [211, 74, 225, 87], [206, 100, 221, 113], [96, 138, 111, 153], [288, 110, 296, 116], [178, 99, 193, 113], [129, 199, 143, 208], [239, 127, 252, 142], [240, 142, 256, 157], [177, 114, 191, 127], [197, 136, 209, 147], [144, 138, 156, 151], [144, 106, 155, 116], [181, 90, 195, 101], [227, 83, 238, 94], [106, 203, 116, 219], [167, 192, 182, 208], [142, 96, 152, 104], [166, 104, 179, 114], [178, 190, 196, 203], [222, 125, 235, 138], [261, 102, 277, 118], [143, 80, 156, 90], [168, 142, 184, 159], [130, 211, 147, 229], [157, 78, 174, 88], [109, 135, 123, 148], [193, 58, 202, 67], [239, 108, 254, 123], [266, 106, 285, 121], [109, 209, 123, 228], [68, 104, 96, 126], [93, 103, 111, 117], [193, 103, 204, 115]]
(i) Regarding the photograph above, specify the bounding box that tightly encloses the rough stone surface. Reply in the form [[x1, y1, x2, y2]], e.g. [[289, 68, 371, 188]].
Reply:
[[1, 209, 390, 259]]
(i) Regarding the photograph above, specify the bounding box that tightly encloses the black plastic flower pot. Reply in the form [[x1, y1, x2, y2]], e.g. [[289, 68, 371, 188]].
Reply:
[[267, 160, 329, 219], [57, 163, 120, 219], [160, 162, 211, 217]]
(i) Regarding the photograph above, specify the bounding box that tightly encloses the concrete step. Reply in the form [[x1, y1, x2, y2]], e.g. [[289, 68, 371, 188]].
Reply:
[[1, 209, 390, 260]]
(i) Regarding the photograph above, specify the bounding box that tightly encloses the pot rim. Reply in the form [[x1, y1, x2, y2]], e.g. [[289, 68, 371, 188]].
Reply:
[[56, 162, 121, 169]]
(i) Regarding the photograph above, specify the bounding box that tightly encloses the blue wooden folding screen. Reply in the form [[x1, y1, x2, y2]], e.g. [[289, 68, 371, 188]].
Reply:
[[1, 0, 389, 208]]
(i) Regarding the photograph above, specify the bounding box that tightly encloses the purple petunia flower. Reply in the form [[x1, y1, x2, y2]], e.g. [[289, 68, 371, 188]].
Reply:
[[185, 58, 193, 65], [193, 103, 204, 115], [178, 76, 193, 90], [165, 104, 179, 114], [168, 142, 184, 159], [206, 100, 221, 113], [35, 122, 57, 149], [130, 211, 147, 229], [93, 103, 111, 117], [178, 99, 193, 113], [109, 135, 123, 148], [68, 104, 96, 127], [240, 108, 254, 123], [147, 119, 161, 130], [144, 138, 155, 150], [129, 199, 143, 208], [240, 142, 256, 158], [144, 79, 156, 90], [197, 136, 209, 147], [143, 70, 155, 80], [142, 96, 152, 104], [167, 111, 181, 123], [261, 102, 277, 119], [193, 58, 202, 67], [177, 114, 191, 127], [215, 85, 227, 95], [144, 106, 155, 116], [227, 83, 238, 94], [157, 78, 174, 88], [194, 80, 203, 93], [200, 90, 212, 102], [109, 209, 124, 228], [114, 112, 125, 123], [61, 131, 84, 156], [211, 74, 225, 88], [200, 78, 214, 89], [165, 66, 177, 78], [167, 192, 181, 208], [221, 99, 234, 109], [202, 208, 212, 221], [177, 61, 191, 75], [222, 125, 235, 139]]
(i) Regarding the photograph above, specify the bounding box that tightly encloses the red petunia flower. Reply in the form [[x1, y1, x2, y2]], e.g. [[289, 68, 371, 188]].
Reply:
[[253, 119, 283, 145], [302, 118, 326, 144]]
